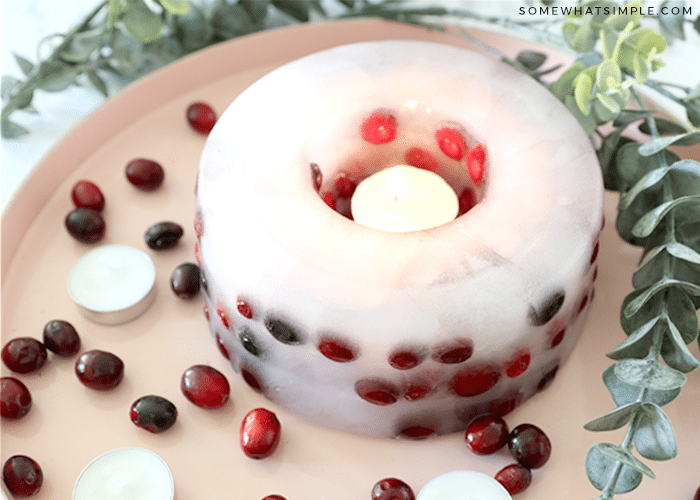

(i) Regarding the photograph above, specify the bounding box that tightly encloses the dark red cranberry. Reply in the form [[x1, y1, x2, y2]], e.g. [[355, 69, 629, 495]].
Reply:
[[130, 395, 178, 433], [398, 426, 435, 440], [186, 101, 217, 134], [388, 347, 426, 370], [236, 298, 253, 319], [65, 208, 105, 243], [371, 477, 415, 500], [590, 241, 600, 264], [458, 187, 476, 214], [125, 158, 165, 190], [361, 111, 397, 144], [335, 173, 356, 198], [577, 293, 590, 315], [465, 414, 509, 455], [354, 378, 399, 405], [694, 485, 700, 500], [495, 463, 532, 495], [1, 377, 32, 419], [405, 147, 439, 172], [75, 350, 124, 390], [3, 455, 42, 496], [170, 263, 201, 299], [489, 392, 523, 417], [317, 335, 358, 362], [264, 317, 304, 345], [240, 408, 281, 459], [508, 423, 552, 469], [431, 338, 473, 364], [450, 363, 501, 397], [71, 180, 105, 211], [528, 290, 565, 326], [42, 320, 81, 356], [215, 333, 230, 360], [310, 162, 323, 192], [217, 306, 230, 329], [239, 328, 264, 357], [241, 367, 263, 392], [181, 365, 230, 409], [436, 127, 468, 160], [537, 365, 559, 391], [322, 191, 336, 210], [550, 327, 566, 348], [262, 496, 287, 500], [2, 338, 47, 374], [403, 379, 433, 401], [504, 350, 530, 378], [467, 143, 486, 185], [144, 221, 184, 250]]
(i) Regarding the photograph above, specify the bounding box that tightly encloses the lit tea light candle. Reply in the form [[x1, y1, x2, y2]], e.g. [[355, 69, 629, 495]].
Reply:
[[73, 448, 174, 500], [351, 165, 459, 232], [67, 245, 156, 325], [416, 470, 512, 500]]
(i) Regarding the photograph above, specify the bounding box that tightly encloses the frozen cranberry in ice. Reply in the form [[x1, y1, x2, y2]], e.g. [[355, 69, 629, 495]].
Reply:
[[388, 347, 426, 370], [1, 377, 32, 419], [465, 414, 509, 455], [130, 395, 178, 433], [436, 126, 468, 160], [125, 158, 165, 190], [187, 101, 217, 134], [236, 298, 253, 319], [181, 365, 230, 409], [2, 338, 47, 374], [75, 350, 124, 390], [43, 320, 81, 357], [335, 173, 356, 198], [450, 363, 500, 397], [3, 455, 42, 496], [355, 378, 399, 405], [71, 180, 105, 211], [508, 423, 552, 469], [467, 143, 486, 185], [240, 408, 281, 459], [317, 335, 358, 362], [495, 463, 532, 495], [65, 208, 106, 243], [405, 147, 439, 172], [505, 350, 530, 378], [458, 187, 476, 214], [262, 496, 287, 500], [361, 111, 397, 144], [432, 338, 473, 364], [371, 477, 415, 500], [170, 263, 201, 299]]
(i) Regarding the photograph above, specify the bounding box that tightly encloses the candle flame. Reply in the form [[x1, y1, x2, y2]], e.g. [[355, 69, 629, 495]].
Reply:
[[386, 166, 405, 203]]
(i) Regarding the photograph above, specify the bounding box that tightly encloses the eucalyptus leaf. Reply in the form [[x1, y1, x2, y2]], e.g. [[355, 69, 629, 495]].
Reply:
[[616, 141, 679, 190], [596, 442, 656, 478], [614, 358, 686, 391], [597, 60, 622, 92], [624, 278, 700, 318], [211, 2, 254, 39], [638, 131, 700, 156], [632, 53, 649, 83], [667, 241, 700, 265], [159, 0, 190, 15], [1, 75, 21, 101], [60, 28, 104, 63], [549, 60, 585, 100], [37, 61, 79, 92], [564, 95, 597, 135], [516, 50, 547, 71], [608, 316, 659, 359], [272, 0, 312, 22], [658, 1, 686, 41], [585, 444, 643, 493], [575, 73, 594, 114], [574, 18, 598, 53], [632, 245, 671, 288], [13, 53, 35, 76], [682, 98, 700, 127], [613, 109, 655, 127], [634, 403, 678, 460], [661, 317, 700, 373], [108, 0, 122, 27], [603, 364, 681, 407], [632, 195, 700, 238], [617, 27, 667, 75], [592, 95, 621, 123], [583, 402, 641, 431], [618, 165, 669, 211], [240, 0, 271, 23], [604, 0, 643, 30], [86, 70, 109, 97], [638, 117, 688, 136], [664, 284, 700, 345], [122, 2, 164, 43], [1, 119, 30, 139], [174, 3, 212, 52]]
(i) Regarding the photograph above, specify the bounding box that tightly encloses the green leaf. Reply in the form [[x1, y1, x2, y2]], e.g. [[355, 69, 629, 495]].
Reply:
[[564, 95, 597, 135], [597, 60, 622, 92], [584, 402, 641, 431], [122, 2, 164, 43], [658, 1, 686, 42], [574, 72, 593, 114], [632, 245, 671, 288], [616, 141, 679, 190], [37, 60, 78, 92], [613, 109, 656, 127], [694, 13, 700, 36], [586, 444, 643, 493], [597, 128, 630, 191], [661, 316, 700, 373], [174, 3, 212, 52], [549, 60, 585, 100], [683, 98, 700, 127], [608, 316, 660, 359], [13, 53, 34, 76], [667, 241, 700, 265], [240, 0, 270, 23], [1, 75, 21, 101], [603, 364, 681, 407], [638, 117, 688, 136], [632, 53, 649, 83], [634, 403, 678, 460], [596, 92, 622, 115], [272, 0, 311, 22], [108, 0, 122, 27], [619, 166, 669, 210], [211, 2, 254, 39], [638, 130, 700, 155], [614, 358, 687, 391], [604, 0, 643, 30], [86, 70, 108, 97], [624, 278, 700, 317], [159, 0, 190, 15], [632, 195, 700, 237], [1, 119, 29, 139], [516, 50, 547, 71], [60, 28, 103, 63], [600, 29, 618, 60]]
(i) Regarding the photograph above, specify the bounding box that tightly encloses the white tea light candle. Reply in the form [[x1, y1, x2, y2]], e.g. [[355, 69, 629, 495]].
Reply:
[[351, 165, 459, 232], [67, 245, 156, 325], [416, 470, 513, 500], [72, 448, 174, 500]]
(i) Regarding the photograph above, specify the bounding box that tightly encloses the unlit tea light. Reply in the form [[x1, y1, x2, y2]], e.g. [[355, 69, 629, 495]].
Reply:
[[73, 448, 174, 500], [67, 245, 156, 325], [416, 470, 513, 500]]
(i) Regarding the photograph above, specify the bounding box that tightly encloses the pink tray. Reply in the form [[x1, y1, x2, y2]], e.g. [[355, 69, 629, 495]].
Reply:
[[2, 19, 699, 500]]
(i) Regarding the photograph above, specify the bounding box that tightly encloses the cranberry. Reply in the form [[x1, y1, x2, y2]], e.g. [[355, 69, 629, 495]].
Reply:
[[65, 208, 106, 243], [75, 350, 124, 390], [550, 327, 566, 348], [465, 414, 509, 454], [310, 162, 323, 192], [403, 379, 433, 401], [241, 367, 263, 392], [335, 173, 356, 198], [239, 328, 264, 357], [264, 317, 304, 345], [71, 180, 105, 211], [170, 263, 201, 299], [388, 347, 426, 370], [317, 335, 358, 362], [504, 350, 530, 378], [508, 423, 552, 469], [240, 408, 281, 459], [262, 496, 287, 500], [130, 395, 178, 433], [577, 293, 590, 315], [215, 333, 231, 360], [3, 455, 42, 496], [371, 477, 415, 500], [431, 338, 473, 364], [695, 486, 700, 500], [590, 241, 600, 264], [42, 320, 81, 356], [186, 101, 217, 134], [436, 127, 468, 160], [405, 147, 439, 172], [450, 363, 501, 397], [1, 377, 32, 419], [361, 111, 397, 144], [398, 426, 435, 440], [217, 306, 230, 329], [458, 187, 476, 214], [489, 392, 523, 417], [125, 158, 165, 190], [537, 365, 559, 391], [467, 143, 486, 185], [2, 338, 47, 374], [495, 463, 532, 495], [144, 221, 184, 250], [236, 298, 253, 319], [322, 191, 336, 210], [181, 365, 230, 409], [355, 378, 399, 405], [528, 290, 565, 326]]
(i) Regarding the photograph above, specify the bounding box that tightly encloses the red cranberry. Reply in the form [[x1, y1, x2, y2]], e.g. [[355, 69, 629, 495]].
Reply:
[[42, 320, 81, 356], [465, 414, 509, 455], [495, 463, 532, 495], [1, 377, 32, 419], [130, 395, 178, 433], [236, 298, 253, 319], [450, 363, 501, 397], [431, 338, 473, 364], [217, 306, 230, 329], [590, 241, 600, 264], [186, 101, 217, 134], [371, 477, 415, 500], [467, 143, 486, 185], [508, 423, 552, 469], [504, 350, 530, 378], [215, 333, 230, 360], [436, 127, 467, 160], [489, 392, 523, 417], [388, 347, 425, 370], [2, 338, 47, 374], [75, 350, 124, 390], [695, 485, 700, 500], [65, 208, 106, 243], [3, 455, 42, 496], [144, 221, 184, 250], [71, 180, 105, 211], [458, 187, 476, 214], [361, 112, 397, 144], [322, 191, 336, 210], [181, 365, 230, 409], [317, 335, 358, 362], [262, 496, 287, 500], [310, 162, 323, 192], [405, 147, 439, 172], [241, 367, 263, 392], [550, 327, 566, 348], [403, 379, 433, 401], [537, 365, 559, 391], [240, 408, 281, 459], [170, 263, 201, 299], [398, 426, 435, 440], [355, 378, 399, 405], [125, 158, 165, 190], [335, 173, 356, 198]]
